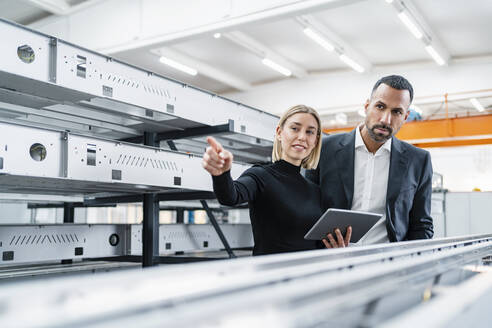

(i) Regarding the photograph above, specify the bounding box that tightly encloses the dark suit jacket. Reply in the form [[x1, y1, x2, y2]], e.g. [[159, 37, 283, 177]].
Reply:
[[305, 129, 433, 241]]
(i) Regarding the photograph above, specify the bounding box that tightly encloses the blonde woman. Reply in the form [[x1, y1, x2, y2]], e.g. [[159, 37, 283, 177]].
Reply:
[[203, 105, 332, 255]]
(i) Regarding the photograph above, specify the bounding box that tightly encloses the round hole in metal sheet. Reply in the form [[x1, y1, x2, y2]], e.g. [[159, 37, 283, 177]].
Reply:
[[29, 143, 47, 161], [17, 45, 35, 63], [109, 234, 119, 246]]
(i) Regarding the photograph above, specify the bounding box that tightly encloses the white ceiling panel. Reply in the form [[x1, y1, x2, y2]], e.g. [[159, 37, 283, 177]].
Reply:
[[413, 0, 492, 57], [166, 35, 290, 86], [0, 0, 50, 25], [240, 18, 346, 72], [314, 1, 429, 64]]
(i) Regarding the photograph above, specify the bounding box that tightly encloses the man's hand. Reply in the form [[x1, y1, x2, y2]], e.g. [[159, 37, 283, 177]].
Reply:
[[322, 226, 352, 248], [202, 136, 233, 176]]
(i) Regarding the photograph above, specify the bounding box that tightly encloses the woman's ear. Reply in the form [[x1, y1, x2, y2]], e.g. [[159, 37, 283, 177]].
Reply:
[[275, 125, 282, 141]]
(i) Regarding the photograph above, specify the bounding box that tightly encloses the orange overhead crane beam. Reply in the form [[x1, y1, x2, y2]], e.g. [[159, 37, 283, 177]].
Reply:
[[323, 114, 492, 148]]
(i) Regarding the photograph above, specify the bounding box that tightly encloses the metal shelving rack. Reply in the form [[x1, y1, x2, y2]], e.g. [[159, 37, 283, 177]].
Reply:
[[0, 18, 277, 267]]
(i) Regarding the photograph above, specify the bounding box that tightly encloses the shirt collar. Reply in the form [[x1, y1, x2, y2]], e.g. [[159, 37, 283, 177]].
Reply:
[[355, 125, 392, 153]]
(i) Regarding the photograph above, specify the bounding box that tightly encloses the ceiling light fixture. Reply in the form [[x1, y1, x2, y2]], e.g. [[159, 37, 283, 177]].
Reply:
[[297, 15, 370, 73], [159, 56, 198, 76], [470, 98, 485, 112], [397, 11, 423, 39], [213, 33, 221, 39], [303, 27, 335, 52], [385, 0, 394, 3], [339, 54, 365, 73], [388, 1, 449, 66], [262, 58, 292, 77], [424, 45, 445, 66]]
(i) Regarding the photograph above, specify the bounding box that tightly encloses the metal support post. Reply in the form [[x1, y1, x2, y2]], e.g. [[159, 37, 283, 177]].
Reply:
[[142, 132, 159, 267], [176, 209, 184, 223], [200, 200, 236, 259], [63, 203, 74, 223], [61, 202, 75, 264], [166, 140, 178, 151]]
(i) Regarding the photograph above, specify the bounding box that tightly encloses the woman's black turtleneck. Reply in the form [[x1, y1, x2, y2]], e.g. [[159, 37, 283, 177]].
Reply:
[[212, 160, 323, 256]]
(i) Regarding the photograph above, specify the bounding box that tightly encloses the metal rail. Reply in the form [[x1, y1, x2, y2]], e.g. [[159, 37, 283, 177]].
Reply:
[[0, 234, 490, 327]]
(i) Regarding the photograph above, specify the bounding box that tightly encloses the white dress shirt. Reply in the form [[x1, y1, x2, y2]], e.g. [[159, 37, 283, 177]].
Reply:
[[351, 126, 391, 245]]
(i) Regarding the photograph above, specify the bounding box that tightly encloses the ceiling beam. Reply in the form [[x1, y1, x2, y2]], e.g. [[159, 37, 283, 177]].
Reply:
[[26, 0, 106, 17], [28, 0, 365, 54], [150, 47, 252, 91], [25, 0, 70, 15], [223, 31, 308, 78]]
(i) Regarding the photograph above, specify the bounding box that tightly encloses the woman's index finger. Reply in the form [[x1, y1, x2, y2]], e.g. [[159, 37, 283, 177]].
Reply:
[[206, 136, 223, 152]]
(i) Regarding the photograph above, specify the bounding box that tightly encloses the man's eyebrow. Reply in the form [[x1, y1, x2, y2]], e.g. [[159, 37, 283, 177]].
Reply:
[[376, 100, 404, 111]]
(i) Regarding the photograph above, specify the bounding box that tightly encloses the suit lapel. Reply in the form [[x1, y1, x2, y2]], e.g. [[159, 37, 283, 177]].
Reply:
[[386, 137, 409, 203], [335, 130, 356, 208]]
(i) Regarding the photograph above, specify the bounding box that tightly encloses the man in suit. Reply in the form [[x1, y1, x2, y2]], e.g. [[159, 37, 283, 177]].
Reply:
[[306, 75, 433, 248]]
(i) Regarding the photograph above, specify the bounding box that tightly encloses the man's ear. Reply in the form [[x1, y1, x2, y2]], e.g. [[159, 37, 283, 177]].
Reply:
[[404, 108, 410, 121], [364, 99, 370, 113]]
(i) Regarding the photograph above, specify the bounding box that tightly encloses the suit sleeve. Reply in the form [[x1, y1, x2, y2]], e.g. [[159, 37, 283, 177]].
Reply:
[[407, 152, 434, 240], [211, 168, 263, 206], [304, 138, 324, 185], [304, 166, 320, 185]]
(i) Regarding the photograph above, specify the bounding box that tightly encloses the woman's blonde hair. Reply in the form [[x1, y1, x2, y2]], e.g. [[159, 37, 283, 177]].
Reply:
[[272, 105, 322, 170]]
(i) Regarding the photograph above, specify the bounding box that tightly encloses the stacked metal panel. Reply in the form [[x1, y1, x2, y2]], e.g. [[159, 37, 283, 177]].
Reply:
[[0, 18, 277, 196]]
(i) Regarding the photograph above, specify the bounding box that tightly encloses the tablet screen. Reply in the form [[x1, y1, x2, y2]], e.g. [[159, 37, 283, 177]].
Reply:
[[304, 208, 382, 242]]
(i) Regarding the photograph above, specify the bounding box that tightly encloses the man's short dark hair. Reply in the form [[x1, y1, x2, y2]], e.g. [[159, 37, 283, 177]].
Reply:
[[371, 75, 414, 103]]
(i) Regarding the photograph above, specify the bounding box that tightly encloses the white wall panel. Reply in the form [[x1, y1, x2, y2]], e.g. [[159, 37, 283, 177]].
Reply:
[[428, 144, 492, 192], [469, 192, 492, 234], [431, 192, 445, 238], [444, 192, 492, 237], [445, 192, 470, 237]]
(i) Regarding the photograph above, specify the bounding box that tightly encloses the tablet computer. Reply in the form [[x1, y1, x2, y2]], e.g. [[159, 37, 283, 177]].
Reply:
[[304, 208, 382, 243]]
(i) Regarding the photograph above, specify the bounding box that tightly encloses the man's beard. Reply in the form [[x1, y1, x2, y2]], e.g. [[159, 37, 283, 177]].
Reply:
[[367, 123, 393, 142]]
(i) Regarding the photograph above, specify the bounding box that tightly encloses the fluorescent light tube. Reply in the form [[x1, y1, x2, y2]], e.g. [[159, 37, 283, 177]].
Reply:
[[303, 27, 335, 52], [385, 0, 394, 3], [398, 11, 423, 39], [425, 45, 445, 66], [159, 56, 198, 76], [262, 58, 292, 76], [339, 54, 365, 73], [470, 98, 485, 112]]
